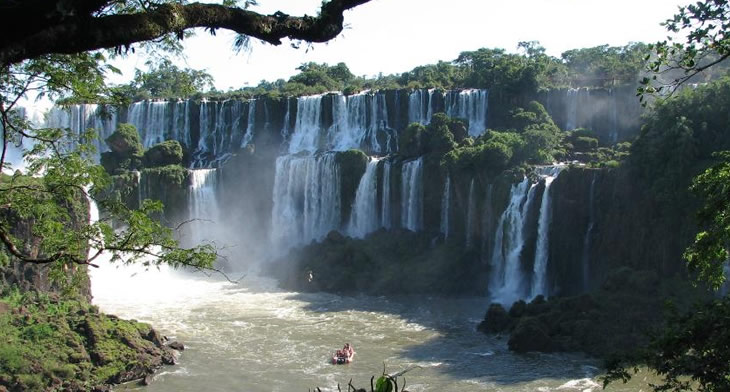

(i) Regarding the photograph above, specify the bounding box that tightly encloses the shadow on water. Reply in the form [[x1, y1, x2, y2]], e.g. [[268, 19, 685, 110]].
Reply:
[[281, 289, 599, 387]]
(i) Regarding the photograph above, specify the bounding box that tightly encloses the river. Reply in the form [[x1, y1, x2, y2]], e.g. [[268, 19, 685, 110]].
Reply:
[[89, 263, 659, 392]]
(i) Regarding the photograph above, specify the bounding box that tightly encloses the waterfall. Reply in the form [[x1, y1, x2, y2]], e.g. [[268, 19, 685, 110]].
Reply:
[[329, 94, 365, 152], [281, 98, 292, 141], [381, 160, 392, 229], [45, 104, 117, 157], [582, 172, 597, 291], [127, 101, 169, 148], [288, 95, 323, 154], [465, 178, 476, 247], [400, 157, 424, 231], [440, 175, 451, 239], [445, 89, 489, 137], [530, 165, 565, 299], [241, 100, 256, 147], [193, 100, 212, 167], [565, 88, 580, 131], [171, 100, 192, 149], [490, 177, 536, 305], [408, 89, 433, 125], [369, 93, 388, 153], [270, 153, 341, 247], [188, 169, 220, 246], [348, 157, 382, 238]]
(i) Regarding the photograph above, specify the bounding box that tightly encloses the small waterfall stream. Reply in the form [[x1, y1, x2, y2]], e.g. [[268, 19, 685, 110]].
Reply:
[[400, 157, 424, 231], [531, 166, 565, 299], [188, 169, 220, 246], [490, 177, 535, 305], [348, 157, 382, 238]]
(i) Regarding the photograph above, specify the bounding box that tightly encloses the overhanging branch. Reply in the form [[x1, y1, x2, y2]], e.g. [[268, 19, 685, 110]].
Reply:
[[0, 0, 372, 65]]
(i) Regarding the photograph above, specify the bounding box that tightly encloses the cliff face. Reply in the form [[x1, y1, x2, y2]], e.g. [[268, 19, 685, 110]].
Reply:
[[549, 166, 697, 295], [0, 197, 91, 300]]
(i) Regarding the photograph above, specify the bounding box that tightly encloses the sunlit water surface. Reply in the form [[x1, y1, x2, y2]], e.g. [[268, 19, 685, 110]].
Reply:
[[90, 265, 657, 392]]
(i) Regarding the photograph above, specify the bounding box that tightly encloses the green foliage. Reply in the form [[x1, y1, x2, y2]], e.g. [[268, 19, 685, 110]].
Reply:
[[0, 291, 175, 391], [683, 151, 730, 290], [144, 140, 184, 167], [631, 77, 730, 200], [423, 113, 459, 153], [111, 58, 214, 101], [639, 0, 730, 97], [399, 123, 426, 158], [561, 43, 650, 87], [101, 123, 145, 173], [604, 296, 730, 392], [105, 123, 143, 155]]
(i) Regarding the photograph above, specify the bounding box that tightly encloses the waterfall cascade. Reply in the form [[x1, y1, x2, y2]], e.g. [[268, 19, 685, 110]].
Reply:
[[530, 165, 565, 299], [490, 178, 536, 305], [187, 169, 220, 246], [400, 158, 424, 232], [445, 89, 489, 137], [348, 157, 382, 238], [270, 153, 341, 247]]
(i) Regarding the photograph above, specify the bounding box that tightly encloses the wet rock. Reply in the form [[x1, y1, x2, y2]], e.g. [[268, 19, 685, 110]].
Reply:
[[141, 374, 154, 386], [168, 341, 185, 351]]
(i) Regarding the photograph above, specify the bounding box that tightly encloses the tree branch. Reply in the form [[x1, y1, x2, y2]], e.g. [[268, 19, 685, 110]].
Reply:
[[0, 0, 372, 65]]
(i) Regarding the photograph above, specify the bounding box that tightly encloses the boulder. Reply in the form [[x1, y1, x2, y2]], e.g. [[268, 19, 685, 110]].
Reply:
[[167, 341, 185, 351], [508, 317, 554, 353], [477, 303, 512, 333]]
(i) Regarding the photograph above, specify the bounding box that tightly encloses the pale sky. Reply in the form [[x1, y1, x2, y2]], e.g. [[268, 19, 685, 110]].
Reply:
[[109, 0, 688, 90]]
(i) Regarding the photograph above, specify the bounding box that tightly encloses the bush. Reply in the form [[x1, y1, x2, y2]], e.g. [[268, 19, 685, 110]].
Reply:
[[144, 140, 184, 167], [105, 123, 143, 155], [574, 136, 599, 151]]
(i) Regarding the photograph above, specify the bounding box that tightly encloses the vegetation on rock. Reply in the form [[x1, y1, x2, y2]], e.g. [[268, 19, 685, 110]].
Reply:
[[0, 290, 180, 391]]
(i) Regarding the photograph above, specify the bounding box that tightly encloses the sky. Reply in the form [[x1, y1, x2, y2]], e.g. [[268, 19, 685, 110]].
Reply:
[[108, 0, 689, 90]]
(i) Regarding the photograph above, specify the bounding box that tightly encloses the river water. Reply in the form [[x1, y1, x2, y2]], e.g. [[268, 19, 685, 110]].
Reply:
[[90, 265, 654, 392]]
